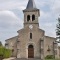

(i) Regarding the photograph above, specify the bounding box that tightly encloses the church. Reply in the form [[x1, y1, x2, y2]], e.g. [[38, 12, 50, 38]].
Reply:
[[5, 0, 60, 59]]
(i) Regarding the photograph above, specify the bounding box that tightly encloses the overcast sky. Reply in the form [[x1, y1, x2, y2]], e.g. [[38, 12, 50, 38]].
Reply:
[[0, 0, 60, 45]]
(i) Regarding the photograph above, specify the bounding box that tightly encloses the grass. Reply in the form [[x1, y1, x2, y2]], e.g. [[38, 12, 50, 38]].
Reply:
[[45, 59, 60, 60]]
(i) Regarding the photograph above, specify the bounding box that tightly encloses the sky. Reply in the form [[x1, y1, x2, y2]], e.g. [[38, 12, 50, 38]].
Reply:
[[0, 0, 60, 45]]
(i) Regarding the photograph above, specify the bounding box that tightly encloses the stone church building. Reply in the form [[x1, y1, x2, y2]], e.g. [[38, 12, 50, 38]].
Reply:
[[5, 0, 60, 59]]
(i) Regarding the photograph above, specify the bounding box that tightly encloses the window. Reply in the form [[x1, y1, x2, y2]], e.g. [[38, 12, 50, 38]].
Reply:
[[47, 46, 51, 52], [55, 50, 57, 55], [41, 49, 44, 54], [5, 43, 8, 46], [30, 33, 32, 39], [40, 40, 44, 47], [12, 49, 14, 52], [32, 15, 35, 21], [5, 43, 9, 49], [12, 49, 14, 57], [28, 45, 33, 48], [27, 15, 30, 22]]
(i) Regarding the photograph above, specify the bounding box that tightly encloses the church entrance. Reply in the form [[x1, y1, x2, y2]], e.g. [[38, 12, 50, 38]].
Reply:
[[28, 45, 34, 58]]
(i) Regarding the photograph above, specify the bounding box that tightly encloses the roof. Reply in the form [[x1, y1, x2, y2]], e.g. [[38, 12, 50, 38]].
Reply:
[[26, 0, 37, 9], [5, 36, 18, 41], [23, 0, 39, 12], [45, 36, 56, 39]]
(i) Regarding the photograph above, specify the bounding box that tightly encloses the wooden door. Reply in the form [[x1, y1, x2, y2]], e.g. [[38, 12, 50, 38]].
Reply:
[[28, 45, 34, 58]]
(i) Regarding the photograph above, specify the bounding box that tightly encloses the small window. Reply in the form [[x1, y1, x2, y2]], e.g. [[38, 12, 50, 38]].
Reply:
[[32, 15, 35, 21], [41, 49, 44, 54], [40, 40, 44, 47], [55, 50, 57, 55], [30, 33, 32, 39], [12, 49, 14, 52], [27, 15, 30, 22]]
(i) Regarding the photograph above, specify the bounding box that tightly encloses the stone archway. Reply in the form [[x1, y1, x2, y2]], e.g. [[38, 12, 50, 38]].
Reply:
[[28, 45, 34, 58]]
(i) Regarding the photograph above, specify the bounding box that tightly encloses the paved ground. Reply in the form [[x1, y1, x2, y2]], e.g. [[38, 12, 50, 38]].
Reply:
[[12, 58, 42, 60], [3, 57, 15, 60]]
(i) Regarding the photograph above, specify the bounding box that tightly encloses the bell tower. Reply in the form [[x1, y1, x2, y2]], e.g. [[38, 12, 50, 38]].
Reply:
[[23, 0, 40, 28]]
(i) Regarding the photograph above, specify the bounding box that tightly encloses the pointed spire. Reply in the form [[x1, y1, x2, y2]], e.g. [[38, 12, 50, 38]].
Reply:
[[26, 0, 37, 9]]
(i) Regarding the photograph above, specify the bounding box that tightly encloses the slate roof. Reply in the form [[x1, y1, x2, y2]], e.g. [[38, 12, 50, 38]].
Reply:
[[26, 0, 37, 9]]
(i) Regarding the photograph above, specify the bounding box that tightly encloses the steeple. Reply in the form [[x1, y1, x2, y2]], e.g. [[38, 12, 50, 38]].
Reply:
[[23, 0, 40, 28], [26, 0, 37, 9], [23, 0, 39, 11]]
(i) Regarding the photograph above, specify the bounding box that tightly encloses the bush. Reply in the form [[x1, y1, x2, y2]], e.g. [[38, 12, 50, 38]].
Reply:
[[0, 46, 4, 55], [45, 55, 54, 59], [0, 46, 11, 58], [3, 48, 11, 58]]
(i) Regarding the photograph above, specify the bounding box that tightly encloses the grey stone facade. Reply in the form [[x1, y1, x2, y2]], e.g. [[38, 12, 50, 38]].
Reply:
[[5, 0, 60, 59]]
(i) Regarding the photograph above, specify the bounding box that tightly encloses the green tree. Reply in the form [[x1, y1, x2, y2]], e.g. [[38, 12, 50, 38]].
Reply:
[[56, 17, 60, 41], [0, 41, 2, 46]]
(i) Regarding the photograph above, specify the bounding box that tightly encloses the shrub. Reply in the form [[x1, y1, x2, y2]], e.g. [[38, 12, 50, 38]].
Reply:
[[3, 48, 11, 58], [45, 55, 54, 59], [0, 46, 11, 58], [0, 46, 4, 55]]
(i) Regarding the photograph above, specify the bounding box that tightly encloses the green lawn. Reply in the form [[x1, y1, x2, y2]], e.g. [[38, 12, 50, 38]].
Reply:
[[45, 59, 60, 60]]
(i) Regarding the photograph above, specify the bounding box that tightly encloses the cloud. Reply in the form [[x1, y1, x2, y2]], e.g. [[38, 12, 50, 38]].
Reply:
[[39, 4, 58, 38], [0, 10, 23, 44], [0, 0, 27, 10], [0, 0, 60, 45], [0, 10, 23, 29], [51, 0, 60, 13]]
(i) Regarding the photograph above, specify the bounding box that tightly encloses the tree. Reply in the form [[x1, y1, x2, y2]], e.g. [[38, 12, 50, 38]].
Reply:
[[0, 46, 12, 58], [56, 17, 60, 41], [0, 41, 2, 46]]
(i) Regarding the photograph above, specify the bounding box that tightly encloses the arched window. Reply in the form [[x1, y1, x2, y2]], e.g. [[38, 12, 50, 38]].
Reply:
[[27, 15, 30, 22], [28, 45, 33, 48], [30, 33, 32, 39], [32, 15, 35, 21]]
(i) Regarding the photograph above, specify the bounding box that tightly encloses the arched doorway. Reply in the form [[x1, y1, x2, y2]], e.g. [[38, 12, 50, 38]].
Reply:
[[28, 45, 34, 58]]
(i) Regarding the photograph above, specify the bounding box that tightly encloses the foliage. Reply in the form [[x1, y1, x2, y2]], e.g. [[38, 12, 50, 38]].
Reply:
[[0, 41, 2, 46], [0, 46, 11, 58], [45, 55, 54, 59], [3, 48, 11, 58], [56, 18, 60, 38], [45, 59, 60, 60]]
